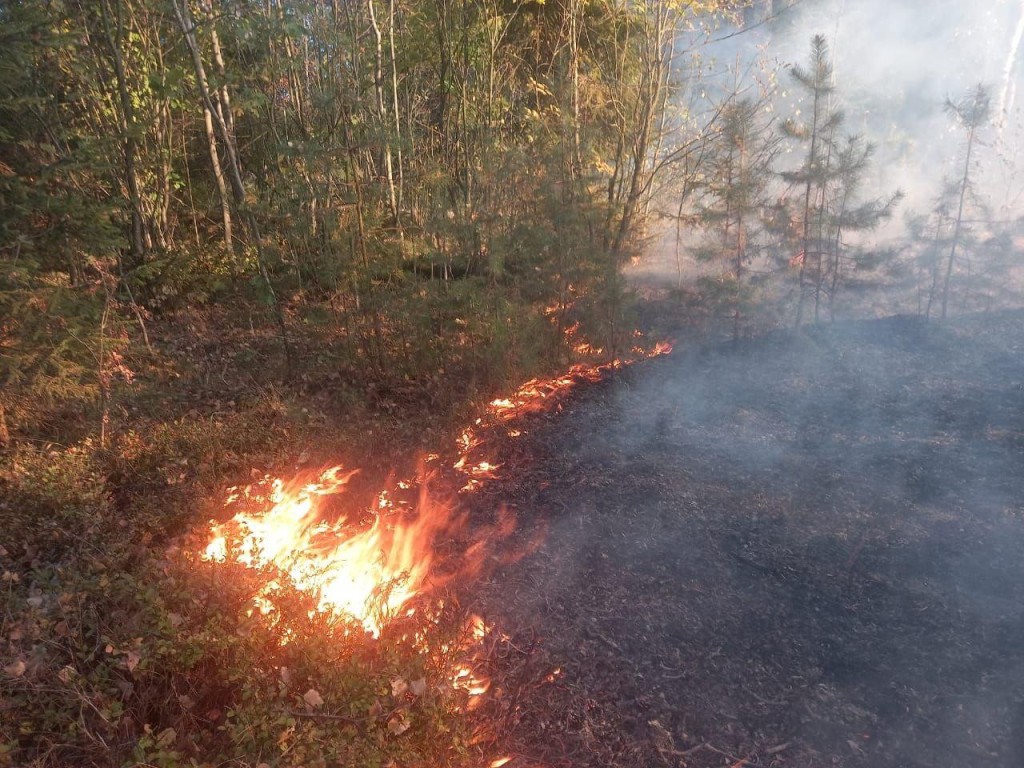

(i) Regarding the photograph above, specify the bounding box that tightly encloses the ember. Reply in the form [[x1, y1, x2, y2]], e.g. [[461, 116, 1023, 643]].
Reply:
[[195, 338, 671, 765], [200, 338, 673, 635]]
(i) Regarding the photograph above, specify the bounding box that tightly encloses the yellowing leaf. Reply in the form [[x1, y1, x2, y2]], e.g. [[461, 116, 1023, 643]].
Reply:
[[390, 677, 408, 697], [156, 728, 176, 747], [125, 650, 141, 673], [387, 712, 411, 736]]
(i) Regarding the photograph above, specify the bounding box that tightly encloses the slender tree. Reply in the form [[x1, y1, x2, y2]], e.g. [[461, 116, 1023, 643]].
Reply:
[[780, 34, 841, 326], [941, 83, 991, 320], [823, 135, 902, 320], [691, 97, 781, 339]]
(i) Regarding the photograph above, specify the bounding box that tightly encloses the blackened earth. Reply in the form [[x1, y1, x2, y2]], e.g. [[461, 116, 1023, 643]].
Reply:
[[468, 310, 1024, 768]]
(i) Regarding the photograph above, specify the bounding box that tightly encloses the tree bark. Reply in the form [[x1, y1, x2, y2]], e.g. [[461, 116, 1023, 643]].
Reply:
[[941, 124, 976, 320], [99, 0, 149, 264], [172, 0, 293, 368], [367, 0, 400, 229]]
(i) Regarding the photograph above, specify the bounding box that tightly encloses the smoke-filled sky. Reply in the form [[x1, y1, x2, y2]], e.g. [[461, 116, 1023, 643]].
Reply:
[[697, 0, 1024, 223]]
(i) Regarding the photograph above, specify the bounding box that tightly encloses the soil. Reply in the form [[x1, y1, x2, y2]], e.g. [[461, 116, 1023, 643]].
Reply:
[[466, 310, 1024, 768]]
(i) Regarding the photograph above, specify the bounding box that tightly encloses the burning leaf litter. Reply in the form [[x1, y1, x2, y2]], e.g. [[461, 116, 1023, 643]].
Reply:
[[200, 338, 671, 636], [196, 338, 671, 762]]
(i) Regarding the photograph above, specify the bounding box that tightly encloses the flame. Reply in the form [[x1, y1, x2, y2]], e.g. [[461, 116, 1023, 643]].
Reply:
[[200, 336, 672, 633], [450, 336, 672, 491], [197, 336, 670, 767], [202, 466, 456, 636], [453, 664, 491, 698]]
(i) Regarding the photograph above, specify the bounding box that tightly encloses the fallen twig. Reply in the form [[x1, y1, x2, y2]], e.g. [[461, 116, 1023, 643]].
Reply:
[[286, 709, 365, 724]]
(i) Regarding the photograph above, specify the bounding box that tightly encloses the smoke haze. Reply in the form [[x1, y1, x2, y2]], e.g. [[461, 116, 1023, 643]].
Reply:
[[758, 0, 1024, 216], [696, 0, 1024, 219]]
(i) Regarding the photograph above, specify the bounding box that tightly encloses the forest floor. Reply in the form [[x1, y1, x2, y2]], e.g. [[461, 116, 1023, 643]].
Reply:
[[462, 309, 1024, 768]]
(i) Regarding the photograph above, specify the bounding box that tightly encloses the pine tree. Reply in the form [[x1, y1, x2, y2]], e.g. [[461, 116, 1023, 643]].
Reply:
[[779, 34, 843, 326], [823, 135, 903, 320], [779, 34, 900, 323], [940, 83, 992, 320], [691, 97, 781, 340]]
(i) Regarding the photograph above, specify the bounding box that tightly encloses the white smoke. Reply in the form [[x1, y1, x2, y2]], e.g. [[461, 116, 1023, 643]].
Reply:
[[746, 0, 1024, 218]]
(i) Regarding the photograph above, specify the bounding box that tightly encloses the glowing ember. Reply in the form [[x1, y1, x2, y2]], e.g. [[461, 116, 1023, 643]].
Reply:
[[450, 336, 673, 491], [197, 336, 671, 765], [200, 336, 673, 635]]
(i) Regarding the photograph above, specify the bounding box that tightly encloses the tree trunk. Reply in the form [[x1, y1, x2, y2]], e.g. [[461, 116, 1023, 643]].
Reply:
[[172, 0, 292, 368], [99, 0, 149, 264], [998, 0, 1024, 127], [0, 402, 9, 449], [367, 0, 400, 229], [611, 2, 668, 257], [941, 125, 976, 320], [795, 82, 821, 328]]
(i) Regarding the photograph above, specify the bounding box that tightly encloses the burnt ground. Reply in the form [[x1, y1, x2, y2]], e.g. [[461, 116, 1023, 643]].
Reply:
[[467, 310, 1024, 768]]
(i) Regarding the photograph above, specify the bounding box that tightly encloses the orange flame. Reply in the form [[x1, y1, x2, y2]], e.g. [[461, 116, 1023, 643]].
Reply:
[[201, 336, 673, 635], [203, 467, 456, 636], [198, 335, 671, 766], [450, 336, 672, 491]]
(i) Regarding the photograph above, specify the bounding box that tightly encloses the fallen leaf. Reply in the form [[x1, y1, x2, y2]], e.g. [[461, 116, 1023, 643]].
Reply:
[[390, 677, 409, 697], [156, 727, 176, 747], [125, 651, 141, 673], [4, 660, 26, 678], [410, 678, 427, 697], [303, 688, 324, 709], [387, 712, 411, 736]]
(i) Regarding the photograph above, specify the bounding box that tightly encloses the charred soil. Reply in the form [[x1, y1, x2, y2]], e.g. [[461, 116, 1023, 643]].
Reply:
[[467, 310, 1024, 768]]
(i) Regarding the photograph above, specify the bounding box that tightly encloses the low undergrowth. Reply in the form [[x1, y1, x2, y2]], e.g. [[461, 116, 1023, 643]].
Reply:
[[0, 402, 486, 768], [1, 529, 485, 768], [1, 288, 634, 767]]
